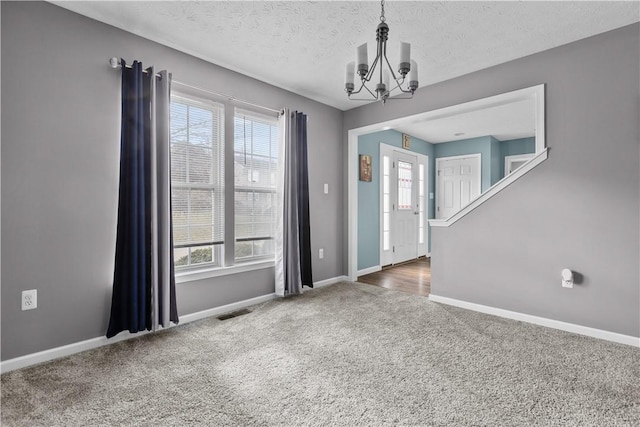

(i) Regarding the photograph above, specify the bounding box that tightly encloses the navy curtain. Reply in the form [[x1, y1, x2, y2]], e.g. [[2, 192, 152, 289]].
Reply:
[[294, 112, 313, 288], [107, 60, 178, 338], [275, 111, 313, 296]]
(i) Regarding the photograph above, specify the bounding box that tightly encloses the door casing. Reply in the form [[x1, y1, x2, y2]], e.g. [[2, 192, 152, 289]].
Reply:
[[380, 143, 429, 266]]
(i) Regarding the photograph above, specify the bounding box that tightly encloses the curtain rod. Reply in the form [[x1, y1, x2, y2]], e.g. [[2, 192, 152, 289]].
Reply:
[[109, 57, 284, 116]]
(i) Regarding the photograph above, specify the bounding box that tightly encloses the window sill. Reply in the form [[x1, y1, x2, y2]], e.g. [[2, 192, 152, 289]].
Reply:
[[175, 260, 275, 284]]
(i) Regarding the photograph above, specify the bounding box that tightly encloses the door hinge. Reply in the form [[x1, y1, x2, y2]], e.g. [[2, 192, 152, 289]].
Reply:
[[437, 170, 441, 176], [392, 246, 395, 253], [437, 206, 440, 212]]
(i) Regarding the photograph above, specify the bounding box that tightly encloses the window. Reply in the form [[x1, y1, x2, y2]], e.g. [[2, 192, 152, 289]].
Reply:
[[418, 164, 425, 244], [382, 155, 391, 251], [234, 110, 279, 261], [170, 92, 280, 272], [397, 160, 413, 210], [170, 95, 225, 269]]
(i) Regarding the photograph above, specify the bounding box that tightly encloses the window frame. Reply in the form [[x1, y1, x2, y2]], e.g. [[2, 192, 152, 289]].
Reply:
[[169, 88, 281, 281], [233, 109, 280, 263], [170, 94, 225, 271]]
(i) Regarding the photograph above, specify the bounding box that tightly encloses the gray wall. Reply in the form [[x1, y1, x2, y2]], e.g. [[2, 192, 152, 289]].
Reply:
[[344, 24, 640, 337], [1, 2, 344, 360]]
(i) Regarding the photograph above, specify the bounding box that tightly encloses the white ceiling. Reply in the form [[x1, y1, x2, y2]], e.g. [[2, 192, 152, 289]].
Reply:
[[53, 1, 639, 112], [396, 98, 536, 143]]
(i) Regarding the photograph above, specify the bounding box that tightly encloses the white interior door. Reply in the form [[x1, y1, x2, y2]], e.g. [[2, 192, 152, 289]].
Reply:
[[392, 151, 418, 264], [436, 155, 481, 219]]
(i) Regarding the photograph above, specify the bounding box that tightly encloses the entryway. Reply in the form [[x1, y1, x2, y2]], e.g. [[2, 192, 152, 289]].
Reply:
[[379, 144, 429, 267], [358, 257, 431, 296]]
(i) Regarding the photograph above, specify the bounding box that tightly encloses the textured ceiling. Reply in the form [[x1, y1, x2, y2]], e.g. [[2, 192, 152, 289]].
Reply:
[[53, 1, 639, 111]]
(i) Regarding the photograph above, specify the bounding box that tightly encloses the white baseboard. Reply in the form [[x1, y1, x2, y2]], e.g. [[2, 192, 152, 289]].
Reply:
[[312, 275, 349, 289], [428, 294, 640, 347], [357, 266, 381, 276], [1, 293, 277, 374], [179, 293, 276, 324], [0, 276, 352, 374], [0, 329, 152, 374]]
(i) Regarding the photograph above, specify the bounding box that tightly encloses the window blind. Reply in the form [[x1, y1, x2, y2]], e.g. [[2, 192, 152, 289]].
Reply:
[[170, 95, 225, 266], [234, 109, 279, 260]]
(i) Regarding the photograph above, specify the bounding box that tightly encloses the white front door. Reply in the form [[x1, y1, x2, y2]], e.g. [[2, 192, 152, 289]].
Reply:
[[393, 151, 418, 264], [436, 155, 481, 219], [379, 144, 428, 267]]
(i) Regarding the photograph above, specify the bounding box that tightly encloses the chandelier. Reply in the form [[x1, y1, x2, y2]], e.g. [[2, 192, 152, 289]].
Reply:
[[345, 0, 419, 103]]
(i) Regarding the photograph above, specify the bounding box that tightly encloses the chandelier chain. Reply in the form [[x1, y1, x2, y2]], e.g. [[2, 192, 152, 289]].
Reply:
[[380, 0, 386, 23]]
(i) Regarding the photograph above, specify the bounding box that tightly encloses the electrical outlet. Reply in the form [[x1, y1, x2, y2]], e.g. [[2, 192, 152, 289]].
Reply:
[[319, 248, 324, 259], [22, 289, 37, 311]]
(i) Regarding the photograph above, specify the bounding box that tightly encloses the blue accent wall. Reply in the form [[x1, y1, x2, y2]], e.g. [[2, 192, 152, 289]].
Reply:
[[434, 136, 497, 192], [490, 136, 502, 186], [358, 130, 434, 270]]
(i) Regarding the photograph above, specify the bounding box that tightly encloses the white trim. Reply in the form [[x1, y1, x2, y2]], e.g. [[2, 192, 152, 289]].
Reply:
[[179, 293, 276, 324], [429, 148, 548, 227], [380, 147, 392, 265], [176, 260, 274, 284], [0, 274, 351, 373], [1, 293, 276, 373], [504, 153, 535, 175], [436, 153, 481, 163], [358, 265, 382, 276], [1, 330, 150, 374], [379, 144, 430, 266], [428, 294, 640, 347], [348, 84, 546, 281], [348, 128, 359, 281], [311, 275, 349, 289]]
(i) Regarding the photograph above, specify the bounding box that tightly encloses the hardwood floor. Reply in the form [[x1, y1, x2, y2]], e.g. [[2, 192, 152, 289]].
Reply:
[[357, 257, 431, 297]]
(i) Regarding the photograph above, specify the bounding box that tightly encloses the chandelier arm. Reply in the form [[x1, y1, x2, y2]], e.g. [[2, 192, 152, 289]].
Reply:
[[362, 82, 379, 99], [383, 54, 414, 94], [361, 55, 381, 83], [378, 43, 385, 84], [348, 79, 378, 99], [382, 92, 415, 101]]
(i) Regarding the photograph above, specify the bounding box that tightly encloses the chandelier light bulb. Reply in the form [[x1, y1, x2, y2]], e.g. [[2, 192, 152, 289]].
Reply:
[[357, 43, 369, 77], [409, 59, 419, 90], [399, 42, 411, 76], [345, 62, 355, 94]]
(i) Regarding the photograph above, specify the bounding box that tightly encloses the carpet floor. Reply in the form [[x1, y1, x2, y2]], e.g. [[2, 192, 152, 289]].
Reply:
[[2, 282, 639, 426]]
